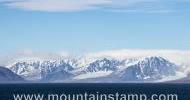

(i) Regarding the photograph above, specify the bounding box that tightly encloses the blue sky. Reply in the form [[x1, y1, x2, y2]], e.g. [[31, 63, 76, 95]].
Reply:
[[0, 0, 190, 54]]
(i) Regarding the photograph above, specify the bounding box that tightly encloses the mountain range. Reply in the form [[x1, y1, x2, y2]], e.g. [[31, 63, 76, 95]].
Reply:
[[1, 54, 189, 83]]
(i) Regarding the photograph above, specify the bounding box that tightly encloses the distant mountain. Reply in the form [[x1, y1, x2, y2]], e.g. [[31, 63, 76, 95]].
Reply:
[[7, 60, 74, 81], [5, 56, 181, 82], [0, 66, 24, 83], [85, 58, 120, 72], [114, 57, 177, 82]]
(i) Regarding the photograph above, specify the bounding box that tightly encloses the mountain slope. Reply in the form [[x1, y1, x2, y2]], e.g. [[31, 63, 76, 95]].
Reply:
[[5, 56, 181, 83], [0, 66, 24, 83], [86, 58, 120, 72], [7, 60, 74, 81], [71, 56, 178, 82], [114, 57, 177, 82]]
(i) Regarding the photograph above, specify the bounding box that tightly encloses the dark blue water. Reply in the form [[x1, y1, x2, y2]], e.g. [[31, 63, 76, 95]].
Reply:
[[0, 83, 190, 100]]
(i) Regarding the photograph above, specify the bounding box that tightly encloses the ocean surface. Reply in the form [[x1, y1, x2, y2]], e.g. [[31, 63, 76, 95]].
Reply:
[[0, 83, 190, 100]]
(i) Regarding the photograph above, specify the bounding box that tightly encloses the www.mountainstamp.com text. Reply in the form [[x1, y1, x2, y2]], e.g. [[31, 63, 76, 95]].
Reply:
[[13, 92, 178, 100]]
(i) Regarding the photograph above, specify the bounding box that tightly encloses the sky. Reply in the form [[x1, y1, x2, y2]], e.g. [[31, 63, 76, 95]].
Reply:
[[0, 0, 190, 55]]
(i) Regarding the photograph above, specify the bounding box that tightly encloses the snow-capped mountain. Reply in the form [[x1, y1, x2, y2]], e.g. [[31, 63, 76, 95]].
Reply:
[[85, 58, 121, 72], [4, 55, 183, 83], [0, 66, 24, 83], [7, 59, 74, 81], [114, 57, 177, 81]]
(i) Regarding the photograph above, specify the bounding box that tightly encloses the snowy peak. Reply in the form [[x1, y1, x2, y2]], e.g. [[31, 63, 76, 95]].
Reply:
[[86, 58, 120, 72], [7, 59, 74, 80], [117, 56, 177, 81], [5, 56, 182, 82]]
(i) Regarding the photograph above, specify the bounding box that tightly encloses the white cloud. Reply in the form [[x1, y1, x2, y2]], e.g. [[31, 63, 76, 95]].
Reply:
[[106, 0, 178, 13], [110, 9, 175, 13], [4, 0, 111, 12], [0, 49, 73, 66], [84, 49, 190, 66], [0, 0, 186, 12], [0, 0, 21, 2], [108, 0, 158, 7], [0, 49, 190, 70]]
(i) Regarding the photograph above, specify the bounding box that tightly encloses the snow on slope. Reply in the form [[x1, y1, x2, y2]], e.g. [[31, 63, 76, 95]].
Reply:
[[5, 57, 180, 82], [7, 59, 75, 81], [84, 49, 190, 74], [73, 71, 113, 80], [114, 56, 177, 81], [84, 49, 190, 65], [3, 49, 190, 82], [0, 66, 24, 82]]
